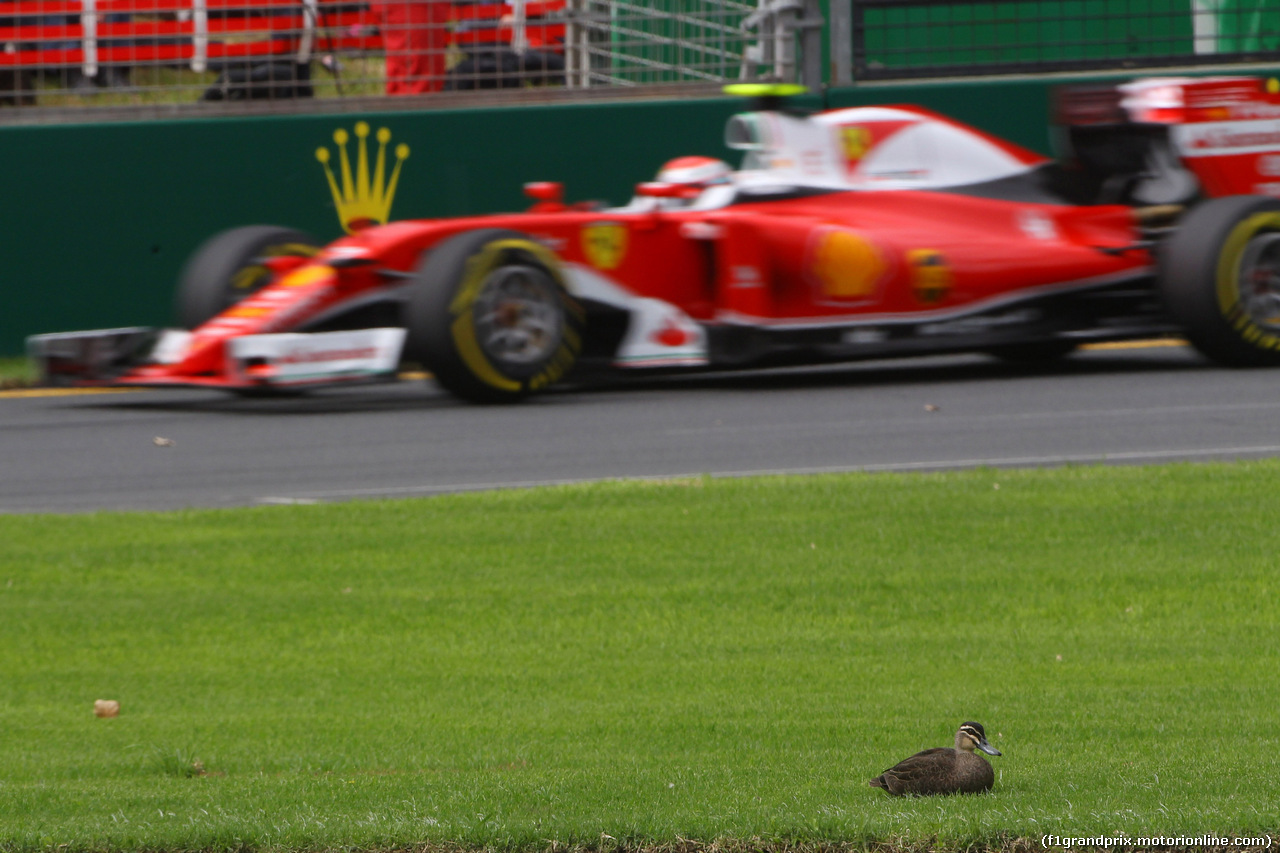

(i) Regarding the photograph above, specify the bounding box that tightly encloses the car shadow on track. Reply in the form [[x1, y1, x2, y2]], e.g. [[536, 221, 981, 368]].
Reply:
[[65, 381, 452, 416], [67, 347, 1212, 414], [565, 346, 1213, 396]]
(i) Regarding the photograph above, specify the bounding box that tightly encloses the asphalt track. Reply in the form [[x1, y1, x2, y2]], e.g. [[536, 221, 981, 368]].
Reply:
[[4, 340, 1280, 513]]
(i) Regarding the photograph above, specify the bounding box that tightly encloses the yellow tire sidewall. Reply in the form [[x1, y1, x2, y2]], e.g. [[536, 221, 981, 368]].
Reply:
[[1215, 212, 1280, 351], [446, 238, 581, 395]]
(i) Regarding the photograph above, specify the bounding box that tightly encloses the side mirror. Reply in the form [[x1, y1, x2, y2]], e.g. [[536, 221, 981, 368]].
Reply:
[[524, 181, 565, 211]]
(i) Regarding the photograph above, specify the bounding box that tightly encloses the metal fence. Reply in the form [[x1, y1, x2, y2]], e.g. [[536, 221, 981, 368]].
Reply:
[[0, 0, 816, 110], [563, 0, 753, 86], [851, 0, 1280, 81], [6, 0, 1280, 111]]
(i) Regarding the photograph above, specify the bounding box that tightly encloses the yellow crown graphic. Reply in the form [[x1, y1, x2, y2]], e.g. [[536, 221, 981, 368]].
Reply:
[[315, 122, 410, 233]]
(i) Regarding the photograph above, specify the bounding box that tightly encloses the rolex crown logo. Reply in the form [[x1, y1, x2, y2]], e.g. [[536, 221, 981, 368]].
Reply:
[[316, 121, 410, 233]]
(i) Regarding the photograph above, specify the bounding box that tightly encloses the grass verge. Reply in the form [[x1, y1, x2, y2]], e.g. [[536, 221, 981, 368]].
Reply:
[[13, 57, 386, 108], [1, 464, 1278, 852], [0, 356, 35, 389]]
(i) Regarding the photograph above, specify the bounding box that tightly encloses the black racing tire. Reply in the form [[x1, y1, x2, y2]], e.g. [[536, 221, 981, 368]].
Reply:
[[405, 228, 584, 403], [1160, 195, 1280, 367], [176, 225, 319, 330], [985, 340, 1079, 364]]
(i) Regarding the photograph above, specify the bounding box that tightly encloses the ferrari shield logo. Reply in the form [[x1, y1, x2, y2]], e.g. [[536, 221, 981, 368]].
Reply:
[[582, 223, 628, 270], [841, 126, 873, 162], [907, 249, 952, 304]]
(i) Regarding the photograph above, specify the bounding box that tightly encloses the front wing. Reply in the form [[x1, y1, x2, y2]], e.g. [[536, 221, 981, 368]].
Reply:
[[27, 327, 407, 390]]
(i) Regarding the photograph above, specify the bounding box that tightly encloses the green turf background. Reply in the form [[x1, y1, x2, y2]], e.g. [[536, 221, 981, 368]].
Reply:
[[2, 465, 1278, 851]]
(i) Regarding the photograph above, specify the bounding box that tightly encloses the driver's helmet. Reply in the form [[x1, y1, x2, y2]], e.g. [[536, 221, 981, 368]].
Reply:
[[656, 156, 732, 189]]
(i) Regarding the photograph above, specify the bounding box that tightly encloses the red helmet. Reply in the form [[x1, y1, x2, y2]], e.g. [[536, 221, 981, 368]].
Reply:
[[656, 156, 732, 187]]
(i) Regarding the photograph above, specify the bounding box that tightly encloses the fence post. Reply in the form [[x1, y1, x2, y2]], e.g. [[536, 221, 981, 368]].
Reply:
[[510, 0, 528, 54], [830, 0, 851, 84], [744, 0, 778, 79], [745, 0, 824, 84], [564, 0, 585, 87], [191, 0, 207, 73], [774, 0, 796, 81], [299, 0, 318, 62], [81, 0, 98, 79], [800, 0, 823, 87]]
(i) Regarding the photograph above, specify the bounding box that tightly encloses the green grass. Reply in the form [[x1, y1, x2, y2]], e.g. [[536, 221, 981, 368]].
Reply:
[[0, 356, 35, 389], [1, 464, 1278, 852], [19, 57, 385, 109]]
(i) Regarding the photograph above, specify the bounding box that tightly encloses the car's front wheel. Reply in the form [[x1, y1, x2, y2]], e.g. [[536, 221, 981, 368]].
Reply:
[[176, 225, 319, 329], [405, 228, 585, 402], [1160, 195, 1280, 366]]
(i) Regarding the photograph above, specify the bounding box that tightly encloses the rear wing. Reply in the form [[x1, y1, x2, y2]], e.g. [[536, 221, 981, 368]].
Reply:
[[1055, 76, 1280, 200]]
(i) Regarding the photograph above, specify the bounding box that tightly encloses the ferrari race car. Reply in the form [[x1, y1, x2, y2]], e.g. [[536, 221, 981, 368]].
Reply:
[[29, 77, 1280, 402]]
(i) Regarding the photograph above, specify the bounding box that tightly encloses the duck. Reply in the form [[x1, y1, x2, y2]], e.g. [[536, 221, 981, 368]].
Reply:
[[869, 721, 1002, 796]]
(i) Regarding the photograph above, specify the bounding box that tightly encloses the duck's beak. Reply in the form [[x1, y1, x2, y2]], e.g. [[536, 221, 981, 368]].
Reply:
[[978, 740, 1002, 756]]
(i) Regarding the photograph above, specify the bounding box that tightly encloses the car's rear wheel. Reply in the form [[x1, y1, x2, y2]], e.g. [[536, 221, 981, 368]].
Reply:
[[176, 225, 319, 329], [406, 228, 584, 402], [1160, 195, 1280, 366]]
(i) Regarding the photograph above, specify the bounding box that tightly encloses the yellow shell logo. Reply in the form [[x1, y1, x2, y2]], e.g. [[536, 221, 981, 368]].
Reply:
[[582, 223, 629, 270], [316, 122, 410, 234], [907, 248, 952, 304], [810, 228, 885, 301]]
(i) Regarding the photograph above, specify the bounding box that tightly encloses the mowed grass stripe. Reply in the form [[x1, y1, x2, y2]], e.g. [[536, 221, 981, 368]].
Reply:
[[1, 464, 1277, 852]]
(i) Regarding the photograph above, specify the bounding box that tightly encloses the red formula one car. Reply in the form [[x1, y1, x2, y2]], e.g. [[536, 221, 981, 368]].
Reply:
[[29, 79, 1280, 402]]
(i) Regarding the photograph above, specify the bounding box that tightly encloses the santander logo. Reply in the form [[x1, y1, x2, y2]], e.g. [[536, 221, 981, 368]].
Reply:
[[278, 347, 379, 365]]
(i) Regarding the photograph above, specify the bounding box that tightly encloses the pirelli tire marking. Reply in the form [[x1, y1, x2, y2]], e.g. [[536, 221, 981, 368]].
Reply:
[[1216, 211, 1280, 350], [445, 238, 584, 396]]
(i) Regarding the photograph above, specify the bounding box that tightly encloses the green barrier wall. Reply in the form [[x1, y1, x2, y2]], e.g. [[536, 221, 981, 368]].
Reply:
[[0, 79, 1063, 355], [860, 0, 1194, 72], [859, 0, 1280, 76]]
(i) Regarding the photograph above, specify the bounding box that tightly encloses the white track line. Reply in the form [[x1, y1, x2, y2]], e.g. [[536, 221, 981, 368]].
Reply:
[[662, 400, 1280, 437], [255, 443, 1280, 504]]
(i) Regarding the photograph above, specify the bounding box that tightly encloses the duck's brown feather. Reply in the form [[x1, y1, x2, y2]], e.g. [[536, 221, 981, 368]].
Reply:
[[869, 747, 994, 796]]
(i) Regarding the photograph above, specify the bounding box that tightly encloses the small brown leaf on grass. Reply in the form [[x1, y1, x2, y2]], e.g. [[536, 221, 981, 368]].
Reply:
[[93, 699, 120, 718]]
